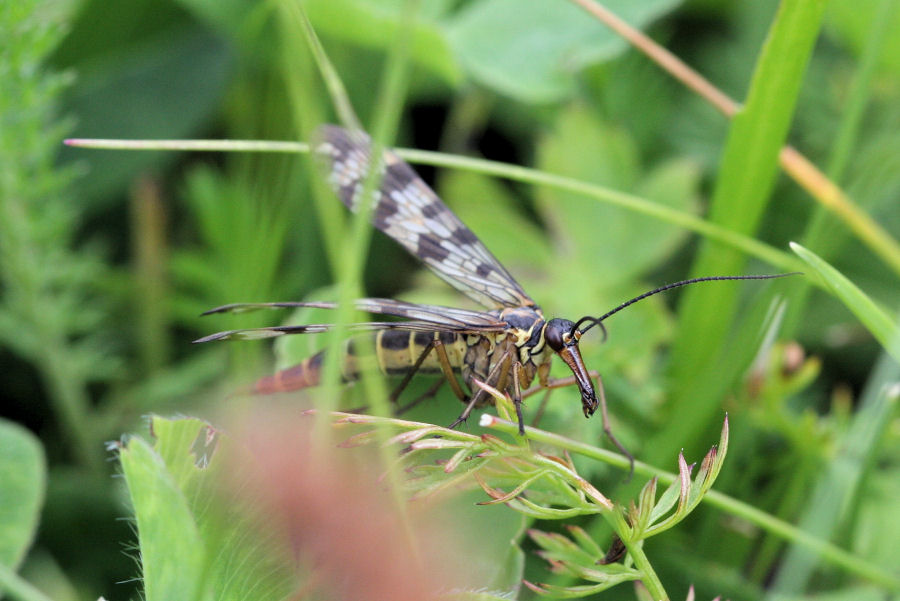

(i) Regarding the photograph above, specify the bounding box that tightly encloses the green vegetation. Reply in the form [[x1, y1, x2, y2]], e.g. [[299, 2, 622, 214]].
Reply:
[[2, 1, 899, 600]]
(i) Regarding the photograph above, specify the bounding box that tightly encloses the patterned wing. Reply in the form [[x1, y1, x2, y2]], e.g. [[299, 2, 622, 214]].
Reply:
[[195, 297, 507, 343], [194, 320, 503, 344], [201, 298, 506, 328], [315, 125, 535, 310]]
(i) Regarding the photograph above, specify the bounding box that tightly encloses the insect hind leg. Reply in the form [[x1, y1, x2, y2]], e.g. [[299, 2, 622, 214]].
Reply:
[[396, 379, 444, 415]]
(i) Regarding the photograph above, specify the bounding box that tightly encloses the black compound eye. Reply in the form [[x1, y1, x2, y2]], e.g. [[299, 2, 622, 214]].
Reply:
[[545, 318, 575, 352]]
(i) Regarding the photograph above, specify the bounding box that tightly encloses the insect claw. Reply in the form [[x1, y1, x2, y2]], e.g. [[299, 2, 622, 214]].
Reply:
[[448, 415, 467, 430]]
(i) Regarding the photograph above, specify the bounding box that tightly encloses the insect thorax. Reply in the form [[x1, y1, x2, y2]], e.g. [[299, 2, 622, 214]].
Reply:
[[460, 306, 551, 388], [365, 306, 551, 395]]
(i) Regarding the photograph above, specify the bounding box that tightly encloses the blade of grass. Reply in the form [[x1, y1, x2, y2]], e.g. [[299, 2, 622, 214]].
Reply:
[[782, 0, 898, 336], [571, 0, 900, 278], [790, 242, 899, 362], [276, 0, 346, 418], [766, 346, 900, 597], [284, 0, 423, 562], [66, 138, 804, 273], [289, 1, 361, 131], [651, 0, 828, 467]]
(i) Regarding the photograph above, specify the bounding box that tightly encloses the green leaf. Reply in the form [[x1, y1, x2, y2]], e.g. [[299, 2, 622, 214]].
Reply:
[[119, 433, 209, 601], [655, 0, 829, 467], [119, 416, 296, 601], [445, 0, 680, 103], [791, 242, 899, 362], [536, 105, 696, 287], [0, 419, 45, 570], [60, 25, 231, 204]]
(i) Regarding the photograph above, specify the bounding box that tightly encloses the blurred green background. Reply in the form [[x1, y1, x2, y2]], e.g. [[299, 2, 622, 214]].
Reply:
[[1, 0, 898, 599]]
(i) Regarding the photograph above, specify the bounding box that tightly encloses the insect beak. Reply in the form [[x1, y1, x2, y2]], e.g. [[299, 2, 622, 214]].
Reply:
[[556, 342, 598, 418]]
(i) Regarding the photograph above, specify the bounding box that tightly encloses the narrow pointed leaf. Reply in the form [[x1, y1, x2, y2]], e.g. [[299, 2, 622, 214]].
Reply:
[[791, 242, 899, 362]]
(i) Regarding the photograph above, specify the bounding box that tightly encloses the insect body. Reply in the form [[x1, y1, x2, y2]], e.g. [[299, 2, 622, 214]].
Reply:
[[196, 126, 793, 451], [242, 305, 593, 425]]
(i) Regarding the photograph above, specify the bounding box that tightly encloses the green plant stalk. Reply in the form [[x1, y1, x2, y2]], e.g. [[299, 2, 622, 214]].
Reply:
[[130, 177, 169, 373], [337, 0, 417, 420], [276, 0, 347, 422], [782, 0, 897, 337], [300, 0, 425, 560], [282, 0, 375, 422], [626, 539, 667, 601], [655, 0, 828, 466], [484, 417, 900, 591], [65, 138, 804, 274]]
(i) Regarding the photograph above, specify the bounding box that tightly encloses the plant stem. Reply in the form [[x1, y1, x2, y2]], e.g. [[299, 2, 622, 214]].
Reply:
[[484, 416, 900, 592], [628, 540, 667, 601]]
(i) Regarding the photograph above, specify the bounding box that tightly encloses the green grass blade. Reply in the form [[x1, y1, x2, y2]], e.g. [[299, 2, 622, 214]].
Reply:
[[767, 348, 900, 596], [790, 242, 899, 362], [650, 0, 828, 466], [670, 0, 828, 381]]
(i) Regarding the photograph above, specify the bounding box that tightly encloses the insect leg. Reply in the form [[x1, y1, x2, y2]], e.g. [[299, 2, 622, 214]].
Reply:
[[511, 360, 526, 435], [593, 372, 634, 479], [522, 370, 634, 476], [449, 347, 513, 430], [432, 336, 469, 402], [388, 339, 435, 404], [396, 379, 445, 415], [389, 335, 466, 414]]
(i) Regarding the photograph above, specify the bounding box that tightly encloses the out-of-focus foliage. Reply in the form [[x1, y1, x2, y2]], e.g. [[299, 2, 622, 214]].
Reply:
[[1, 0, 899, 599]]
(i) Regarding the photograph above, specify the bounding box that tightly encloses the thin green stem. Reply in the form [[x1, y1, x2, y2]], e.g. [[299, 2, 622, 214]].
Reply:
[[291, 1, 361, 130], [482, 416, 900, 592], [64, 138, 803, 274], [628, 541, 668, 601]]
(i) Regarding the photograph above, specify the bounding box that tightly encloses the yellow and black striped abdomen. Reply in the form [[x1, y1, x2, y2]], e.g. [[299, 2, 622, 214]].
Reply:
[[375, 330, 467, 376], [251, 330, 470, 394]]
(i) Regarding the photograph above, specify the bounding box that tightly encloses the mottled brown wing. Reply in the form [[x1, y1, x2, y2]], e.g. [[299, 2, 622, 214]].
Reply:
[[315, 125, 535, 310]]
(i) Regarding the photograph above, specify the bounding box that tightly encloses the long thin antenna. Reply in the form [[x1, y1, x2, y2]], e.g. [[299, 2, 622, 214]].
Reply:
[[574, 273, 801, 335]]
